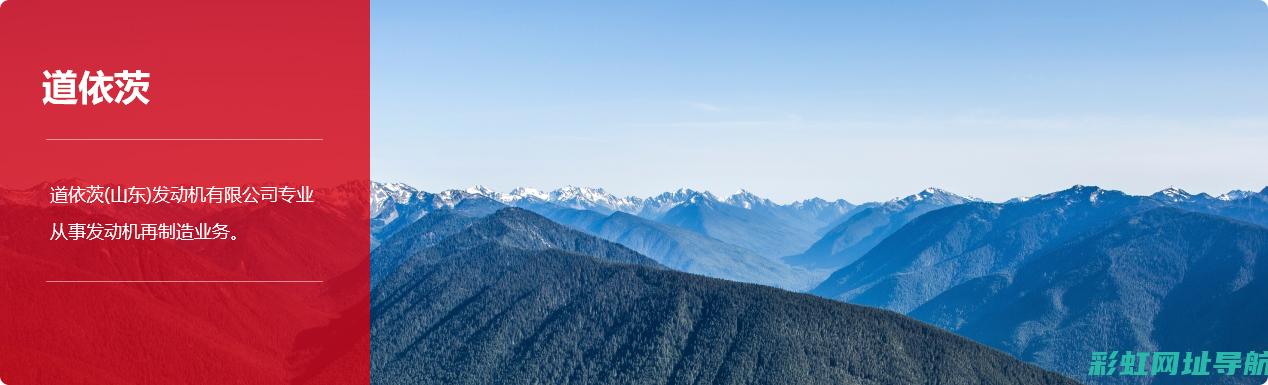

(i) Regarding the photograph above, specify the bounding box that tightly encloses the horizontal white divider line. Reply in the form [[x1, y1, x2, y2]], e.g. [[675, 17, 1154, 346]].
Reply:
[[46, 280, 324, 283], [46, 138, 324, 141]]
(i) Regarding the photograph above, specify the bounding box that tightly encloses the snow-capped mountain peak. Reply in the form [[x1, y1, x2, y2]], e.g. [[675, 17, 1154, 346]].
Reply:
[[372, 181, 870, 224], [1154, 187, 1192, 202], [635, 188, 719, 217], [1149, 187, 1214, 204], [1216, 190, 1256, 201], [377, 182, 417, 202], [436, 189, 478, 206], [544, 186, 643, 214], [1027, 185, 1128, 206], [652, 188, 717, 203], [370, 181, 420, 217], [726, 189, 773, 209], [507, 187, 550, 201], [886, 187, 972, 209], [466, 185, 497, 197], [552, 185, 609, 202]]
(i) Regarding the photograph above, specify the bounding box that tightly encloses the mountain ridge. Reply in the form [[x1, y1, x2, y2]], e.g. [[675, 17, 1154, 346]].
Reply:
[[786, 187, 976, 270], [912, 207, 1268, 385], [369, 207, 1080, 385], [811, 185, 1161, 312]]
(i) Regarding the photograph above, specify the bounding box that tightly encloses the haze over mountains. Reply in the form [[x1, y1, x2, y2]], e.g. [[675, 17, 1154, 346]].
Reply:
[[370, 181, 1268, 384], [370, 182, 966, 290], [785, 188, 976, 270]]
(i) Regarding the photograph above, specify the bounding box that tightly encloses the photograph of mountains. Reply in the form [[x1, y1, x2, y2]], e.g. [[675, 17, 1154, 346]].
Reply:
[[368, 183, 1268, 385], [370, 1, 1268, 384]]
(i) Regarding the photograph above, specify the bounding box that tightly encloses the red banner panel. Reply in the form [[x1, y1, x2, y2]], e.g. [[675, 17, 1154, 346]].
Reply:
[[0, 1, 370, 384]]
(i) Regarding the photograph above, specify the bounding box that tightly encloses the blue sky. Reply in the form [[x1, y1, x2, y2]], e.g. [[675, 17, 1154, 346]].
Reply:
[[372, 0, 1268, 202]]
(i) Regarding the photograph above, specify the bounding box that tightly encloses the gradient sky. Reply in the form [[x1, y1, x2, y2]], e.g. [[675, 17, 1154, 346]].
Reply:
[[372, 0, 1268, 203]]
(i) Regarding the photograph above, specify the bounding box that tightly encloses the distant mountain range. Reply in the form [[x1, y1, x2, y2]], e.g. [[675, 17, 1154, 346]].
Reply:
[[812, 185, 1160, 312], [513, 200, 824, 290], [785, 188, 976, 270], [1149, 187, 1268, 228], [371, 184, 485, 248], [656, 189, 844, 258], [371, 182, 870, 289], [373, 183, 855, 244], [369, 208, 1078, 385], [370, 181, 1268, 384], [912, 208, 1268, 385], [810, 185, 1268, 384]]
